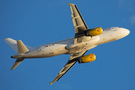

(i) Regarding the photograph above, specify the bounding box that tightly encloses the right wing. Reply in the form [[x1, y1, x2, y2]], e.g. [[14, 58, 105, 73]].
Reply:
[[69, 3, 88, 33], [69, 3, 90, 44], [50, 50, 87, 85]]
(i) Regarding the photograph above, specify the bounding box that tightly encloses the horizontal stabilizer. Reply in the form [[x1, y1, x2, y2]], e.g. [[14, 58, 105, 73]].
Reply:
[[17, 40, 29, 54], [11, 58, 24, 70]]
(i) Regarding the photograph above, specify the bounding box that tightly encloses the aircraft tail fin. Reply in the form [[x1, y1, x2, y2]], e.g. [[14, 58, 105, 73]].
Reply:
[[10, 40, 29, 70], [4, 38, 30, 70], [17, 40, 29, 54], [4, 38, 18, 53], [4, 38, 31, 53]]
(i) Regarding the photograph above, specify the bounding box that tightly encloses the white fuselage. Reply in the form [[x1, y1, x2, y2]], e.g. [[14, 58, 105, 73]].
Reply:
[[12, 27, 130, 59]]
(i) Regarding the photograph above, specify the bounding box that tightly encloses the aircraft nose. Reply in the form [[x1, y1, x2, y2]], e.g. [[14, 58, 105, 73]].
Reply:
[[124, 28, 130, 36], [126, 29, 130, 35], [121, 28, 130, 36]]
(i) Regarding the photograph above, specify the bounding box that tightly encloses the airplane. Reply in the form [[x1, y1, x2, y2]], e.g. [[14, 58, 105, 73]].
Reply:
[[4, 3, 130, 85]]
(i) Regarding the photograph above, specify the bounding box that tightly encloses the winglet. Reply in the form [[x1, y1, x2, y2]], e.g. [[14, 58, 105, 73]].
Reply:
[[49, 82, 53, 85], [68, 3, 73, 6]]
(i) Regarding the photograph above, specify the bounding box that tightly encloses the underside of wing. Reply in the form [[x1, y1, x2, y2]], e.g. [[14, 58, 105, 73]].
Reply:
[[50, 4, 90, 85], [69, 3, 88, 33], [50, 50, 87, 85], [69, 4, 91, 44], [10, 58, 24, 70]]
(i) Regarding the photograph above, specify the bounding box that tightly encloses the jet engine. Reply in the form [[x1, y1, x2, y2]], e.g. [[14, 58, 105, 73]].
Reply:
[[78, 54, 96, 63], [85, 27, 103, 36], [75, 27, 103, 37]]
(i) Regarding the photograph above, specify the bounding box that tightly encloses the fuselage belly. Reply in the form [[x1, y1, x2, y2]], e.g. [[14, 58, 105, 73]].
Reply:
[[18, 27, 130, 59]]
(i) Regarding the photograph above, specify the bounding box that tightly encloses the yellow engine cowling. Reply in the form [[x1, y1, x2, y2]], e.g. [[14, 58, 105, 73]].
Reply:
[[78, 54, 96, 63], [85, 27, 103, 36]]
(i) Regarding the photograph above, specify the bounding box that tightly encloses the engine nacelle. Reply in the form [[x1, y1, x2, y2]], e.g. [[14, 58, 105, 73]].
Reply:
[[78, 54, 96, 63], [75, 27, 103, 38], [85, 27, 103, 36]]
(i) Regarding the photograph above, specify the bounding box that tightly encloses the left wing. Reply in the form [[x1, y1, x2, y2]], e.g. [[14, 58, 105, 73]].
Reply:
[[50, 50, 87, 85]]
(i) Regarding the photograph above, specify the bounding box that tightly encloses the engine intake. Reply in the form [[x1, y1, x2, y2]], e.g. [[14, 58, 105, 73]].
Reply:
[[78, 54, 96, 63]]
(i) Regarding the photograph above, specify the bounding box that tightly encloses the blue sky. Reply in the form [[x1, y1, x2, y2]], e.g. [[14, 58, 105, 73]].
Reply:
[[1, 0, 135, 90]]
